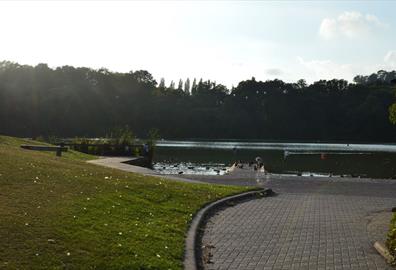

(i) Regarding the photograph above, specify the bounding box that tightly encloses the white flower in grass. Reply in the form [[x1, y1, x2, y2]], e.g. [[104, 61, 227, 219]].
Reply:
[[104, 223, 108, 226], [25, 223, 29, 226], [35, 253, 39, 256], [165, 246, 168, 249], [66, 252, 71, 256], [73, 215, 76, 219], [104, 176, 109, 179], [118, 243, 122, 247], [83, 207, 87, 210], [118, 232, 123, 235], [156, 254, 161, 258], [86, 197, 90, 201]]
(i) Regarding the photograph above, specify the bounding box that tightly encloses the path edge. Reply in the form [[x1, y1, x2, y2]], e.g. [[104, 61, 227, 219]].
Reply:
[[183, 188, 274, 270], [374, 241, 395, 265]]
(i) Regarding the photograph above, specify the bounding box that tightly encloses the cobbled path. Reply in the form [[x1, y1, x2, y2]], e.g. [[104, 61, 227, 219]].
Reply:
[[202, 178, 396, 270], [88, 158, 396, 269]]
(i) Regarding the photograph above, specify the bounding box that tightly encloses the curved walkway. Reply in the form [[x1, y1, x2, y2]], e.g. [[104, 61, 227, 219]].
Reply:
[[202, 178, 396, 270], [87, 158, 396, 269], [87, 157, 203, 183]]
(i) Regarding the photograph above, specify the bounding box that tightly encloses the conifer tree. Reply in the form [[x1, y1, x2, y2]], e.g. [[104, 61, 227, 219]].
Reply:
[[169, 80, 175, 90], [177, 79, 183, 90], [191, 78, 197, 95], [184, 78, 190, 95], [159, 78, 165, 88]]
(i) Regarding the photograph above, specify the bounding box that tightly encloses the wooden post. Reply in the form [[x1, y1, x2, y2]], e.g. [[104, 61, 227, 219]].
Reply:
[[56, 148, 62, 157]]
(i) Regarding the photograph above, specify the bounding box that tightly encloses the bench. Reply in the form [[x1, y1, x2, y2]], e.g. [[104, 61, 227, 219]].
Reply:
[[20, 145, 68, 157]]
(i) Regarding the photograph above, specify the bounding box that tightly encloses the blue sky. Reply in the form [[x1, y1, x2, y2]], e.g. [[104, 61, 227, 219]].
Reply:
[[0, 1, 395, 87]]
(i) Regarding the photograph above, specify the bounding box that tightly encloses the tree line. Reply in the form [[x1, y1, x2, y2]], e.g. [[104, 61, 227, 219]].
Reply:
[[1, 61, 396, 142]]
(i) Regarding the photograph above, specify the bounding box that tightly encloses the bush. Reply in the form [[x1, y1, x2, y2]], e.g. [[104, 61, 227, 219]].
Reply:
[[387, 212, 396, 265]]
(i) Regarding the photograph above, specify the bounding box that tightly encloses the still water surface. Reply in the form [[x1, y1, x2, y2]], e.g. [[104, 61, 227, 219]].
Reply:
[[153, 140, 396, 179]]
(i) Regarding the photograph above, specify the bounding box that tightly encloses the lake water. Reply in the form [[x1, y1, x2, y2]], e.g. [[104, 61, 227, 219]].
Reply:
[[153, 140, 396, 179]]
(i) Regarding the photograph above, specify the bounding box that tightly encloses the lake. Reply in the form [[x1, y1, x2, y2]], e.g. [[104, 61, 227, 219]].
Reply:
[[153, 140, 396, 179]]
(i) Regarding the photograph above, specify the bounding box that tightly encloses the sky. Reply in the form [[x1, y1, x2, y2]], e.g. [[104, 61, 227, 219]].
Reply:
[[0, 1, 395, 87]]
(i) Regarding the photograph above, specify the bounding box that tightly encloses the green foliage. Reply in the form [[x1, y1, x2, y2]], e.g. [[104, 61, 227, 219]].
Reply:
[[35, 135, 60, 144], [389, 104, 396, 125], [387, 213, 396, 265], [69, 127, 137, 156], [0, 135, 248, 269], [146, 128, 160, 148], [354, 70, 396, 85], [2, 61, 396, 141], [107, 125, 136, 146]]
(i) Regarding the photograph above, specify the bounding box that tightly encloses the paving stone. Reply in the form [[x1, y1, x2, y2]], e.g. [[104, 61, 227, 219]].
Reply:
[[202, 189, 396, 269]]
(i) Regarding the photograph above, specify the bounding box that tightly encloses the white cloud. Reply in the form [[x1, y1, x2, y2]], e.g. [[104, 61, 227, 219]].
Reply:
[[319, 11, 387, 40]]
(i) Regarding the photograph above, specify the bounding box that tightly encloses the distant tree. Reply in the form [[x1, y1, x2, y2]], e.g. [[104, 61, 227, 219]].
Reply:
[[353, 75, 366, 84], [2, 61, 396, 142], [159, 78, 166, 89], [184, 78, 190, 95], [169, 80, 175, 90], [389, 83, 396, 125], [177, 79, 183, 90], [191, 78, 197, 95], [296, 79, 307, 89], [389, 104, 396, 125], [132, 70, 157, 87], [354, 70, 396, 85]]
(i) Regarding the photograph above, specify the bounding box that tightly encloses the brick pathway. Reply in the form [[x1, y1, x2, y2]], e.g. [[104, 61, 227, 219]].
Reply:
[[88, 158, 396, 269], [202, 180, 396, 270]]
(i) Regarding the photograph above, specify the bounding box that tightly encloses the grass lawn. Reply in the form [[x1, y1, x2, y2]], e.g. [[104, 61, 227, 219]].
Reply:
[[0, 135, 249, 269], [387, 213, 396, 265]]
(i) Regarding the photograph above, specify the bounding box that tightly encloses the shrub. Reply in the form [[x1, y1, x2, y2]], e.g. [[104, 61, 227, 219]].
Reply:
[[386, 212, 396, 265]]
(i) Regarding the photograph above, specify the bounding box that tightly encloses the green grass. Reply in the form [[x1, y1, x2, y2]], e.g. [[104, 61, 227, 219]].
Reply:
[[0, 135, 249, 269], [387, 213, 396, 265]]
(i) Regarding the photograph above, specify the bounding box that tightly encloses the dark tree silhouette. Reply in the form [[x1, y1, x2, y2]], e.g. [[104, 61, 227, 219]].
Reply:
[[1, 61, 396, 142]]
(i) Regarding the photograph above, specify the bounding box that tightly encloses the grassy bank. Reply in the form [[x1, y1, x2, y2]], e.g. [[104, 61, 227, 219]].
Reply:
[[387, 213, 396, 265], [0, 135, 248, 269]]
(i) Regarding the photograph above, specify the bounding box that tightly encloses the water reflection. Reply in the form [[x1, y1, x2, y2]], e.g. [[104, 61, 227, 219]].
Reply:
[[157, 140, 396, 152], [154, 141, 396, 179]]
